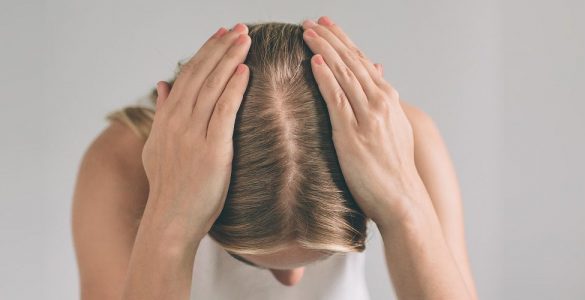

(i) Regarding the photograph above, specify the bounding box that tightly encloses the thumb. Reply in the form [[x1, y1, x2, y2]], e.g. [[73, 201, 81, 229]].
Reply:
[[155, 81, 171, 110]]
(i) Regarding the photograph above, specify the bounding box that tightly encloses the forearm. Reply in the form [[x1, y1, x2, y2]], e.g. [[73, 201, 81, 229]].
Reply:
[[121, 199, 202, 300], [377, 176, 472, 300]]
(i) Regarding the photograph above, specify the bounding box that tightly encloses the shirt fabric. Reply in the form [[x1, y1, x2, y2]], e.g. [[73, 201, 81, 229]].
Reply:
[[190, 225, 372, 300]]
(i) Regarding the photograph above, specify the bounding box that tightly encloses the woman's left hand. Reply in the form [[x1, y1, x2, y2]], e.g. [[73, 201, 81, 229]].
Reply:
[[301, 16, 426, 226]]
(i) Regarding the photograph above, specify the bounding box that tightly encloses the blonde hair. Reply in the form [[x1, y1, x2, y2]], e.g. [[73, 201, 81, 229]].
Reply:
[[106, 21, 371, 255]]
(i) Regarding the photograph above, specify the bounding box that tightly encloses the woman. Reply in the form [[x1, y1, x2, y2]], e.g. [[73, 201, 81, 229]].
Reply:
[[72, 16, 478, 299]]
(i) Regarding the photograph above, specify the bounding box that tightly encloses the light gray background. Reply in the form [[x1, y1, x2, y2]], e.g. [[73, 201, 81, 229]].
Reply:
[[1, 0, 583, 299]]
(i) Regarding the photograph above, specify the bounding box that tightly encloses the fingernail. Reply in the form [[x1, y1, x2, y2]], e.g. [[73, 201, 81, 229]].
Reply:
[[314, 55, 324, 65], [319, 16, 334, 26], [234, 34, 248, 45], [303, 19, 318, 29], [213, 27, 227, 38], [232, 23, 247, 33], [235, 64, 246, 74], [304, 29, 318, 38]]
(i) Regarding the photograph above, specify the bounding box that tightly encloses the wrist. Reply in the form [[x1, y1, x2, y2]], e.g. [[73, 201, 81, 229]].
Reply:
[[138, 213, 203, 256], [374, 173, 435, 235], [140, 196, 207, 249]]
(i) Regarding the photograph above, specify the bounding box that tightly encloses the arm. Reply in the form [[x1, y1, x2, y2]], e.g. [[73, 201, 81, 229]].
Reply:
[[299, 15, 477, 299], [74, 22, 250, 299], [377, 177, 472, 300], [72, 121, 151, 299], [401, 101, 479, 299], [376, 102, 478, 299], [72, 121, 203, 300], [123, 24, 250, 298], [121, 198, 202, 300]]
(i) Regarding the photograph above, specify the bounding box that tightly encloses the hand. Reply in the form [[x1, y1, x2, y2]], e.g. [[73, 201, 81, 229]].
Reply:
[[301, 16, 424, 225], [141, 23, 251, 241]]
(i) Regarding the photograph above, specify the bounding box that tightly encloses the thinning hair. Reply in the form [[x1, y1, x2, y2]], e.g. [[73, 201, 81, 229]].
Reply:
[[106, 21, 371, 256]]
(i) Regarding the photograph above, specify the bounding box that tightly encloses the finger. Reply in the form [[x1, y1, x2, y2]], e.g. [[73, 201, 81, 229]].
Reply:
[[192, 33, 251, 136], [155, 81, 171, 111], [206, 64, 249, 145], [302, 19, 379, 102], [302, 28, 369, 123], [315, 16, 384, 86], [166, 23, 249, 117], [374, 63, 383, 76], [310, 54, 357, 132]]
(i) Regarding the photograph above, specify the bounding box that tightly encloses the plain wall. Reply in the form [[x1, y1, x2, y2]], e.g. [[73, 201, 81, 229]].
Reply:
[[0, 0, 583, 299]]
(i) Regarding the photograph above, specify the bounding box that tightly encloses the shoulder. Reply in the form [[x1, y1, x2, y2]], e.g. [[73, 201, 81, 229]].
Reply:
[[82, 119, 147, 176], [74, 119, 150, 218], [399, 99, 437, 132], [398, 98, 452, 181], [72, 120, 150, 298]]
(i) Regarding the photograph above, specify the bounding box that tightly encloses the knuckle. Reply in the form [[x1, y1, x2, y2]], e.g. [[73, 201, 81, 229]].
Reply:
[[178, 65, 190, 77], [332, 88, 349, 108], [333, 63, 354, 82], [351, 46, 367, 60], [313, 26, 327, 37], [329, 23, 340, 31], [340, 48, 359, 65], [179, 61, 197, 76], [364, 112, 385, 130], [371, 97, 390, 112], [371, 71, 384, 84], [204, 74, 222, 90], [389, 86, 400, 100], [372, 89, 387, 101], [214, 100, 233, 115]]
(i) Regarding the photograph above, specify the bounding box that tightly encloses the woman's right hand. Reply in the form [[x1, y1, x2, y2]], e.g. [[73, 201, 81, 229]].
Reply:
[[140, 23, 251, 244]]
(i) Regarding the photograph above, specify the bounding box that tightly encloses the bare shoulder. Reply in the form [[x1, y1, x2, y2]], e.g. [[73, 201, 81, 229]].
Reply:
[[397, 98, 452, 186], [399, 99, 437, 130], [84, 120, 148, 173], [398, 98, 446, 154], [72, 120, 150, 298], [74, 119, 150, 216]]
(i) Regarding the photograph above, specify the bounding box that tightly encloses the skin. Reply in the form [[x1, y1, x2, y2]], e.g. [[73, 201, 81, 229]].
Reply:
[[72, 16, 478, 299], [226, 244, 334, 286]]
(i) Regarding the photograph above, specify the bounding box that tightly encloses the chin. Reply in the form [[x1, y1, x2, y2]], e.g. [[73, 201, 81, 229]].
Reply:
[[270, 267, 305, 286]]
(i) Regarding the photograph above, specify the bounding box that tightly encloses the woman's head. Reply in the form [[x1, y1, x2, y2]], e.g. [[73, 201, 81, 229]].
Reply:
[[206, 21, 370, 256], [106, 21, 371, 274]]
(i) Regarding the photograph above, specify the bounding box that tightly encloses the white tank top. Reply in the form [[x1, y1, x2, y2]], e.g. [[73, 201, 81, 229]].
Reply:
[[190, 225, 372, 300]]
